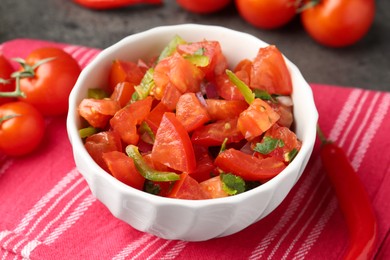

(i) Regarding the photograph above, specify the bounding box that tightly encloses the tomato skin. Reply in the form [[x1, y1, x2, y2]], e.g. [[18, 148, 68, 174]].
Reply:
[[214, 74, 245, 101], [177, 40, 228, 81], [215, 148, 286, 182], [78, 98, 120, 128], [153, 53, 204, 101], [251, 45, 292, 95], [19, 48, 81, 116], [205, 99, 248, 121], [108, 59, 144, 92], [260, 123, 302, 163], [151, 112, 196, 173], [102, 151, 145, 190], [235, 0, 296, 29], [110, 96, 153, 145], [301, 0, 375, 47], [110, 82, 134, 108], [191, 118, 244, 147], [0, 54, 15, 105], [200, 176, 229, 199], [84, 131, 122, 172], [0, 101, 45, 156], [176, 0, 231, 14], [176, 92, 210, 132], [238, 98, 280, 140], [168, 172, 210, 200]]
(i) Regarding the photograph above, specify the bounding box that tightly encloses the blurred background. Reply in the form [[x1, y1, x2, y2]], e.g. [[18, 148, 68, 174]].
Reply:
[[1, 0, 389, 91]]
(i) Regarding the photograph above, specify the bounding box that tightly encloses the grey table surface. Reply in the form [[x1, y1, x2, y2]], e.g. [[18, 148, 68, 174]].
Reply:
[[1, 0, 389, 92]]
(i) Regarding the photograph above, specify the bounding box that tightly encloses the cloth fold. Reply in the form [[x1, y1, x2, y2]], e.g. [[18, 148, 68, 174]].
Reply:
[[1, 39, 389, 259]]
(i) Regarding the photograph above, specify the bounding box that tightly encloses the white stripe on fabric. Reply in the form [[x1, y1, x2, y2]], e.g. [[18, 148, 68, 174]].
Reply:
[[32, 186, 89, 241], [0, 159, 13, 177], [0, 230, 12, 242], [20, 240, 41, 259], [249, 161, 323, 259], [338, 90, 369, 146], [328, 89, 362, 141], [63, 45, 79, 54], [263, 171, 329, 260], [292, 197, 338, 260], [351, 93, 390, 169], [248, 89, 361, 259], [130, 236, 161, 260], [111, 233, 155, 260], [279, 188, 333, 259], [23, 176, 85, 237], [78, 49, 99, 68], [346, 92, 380, 157], [14, 168, 79, 234], [159, 240, 188, 260], [293, 92, 387, 258], [44, 194, 96, 245], [145, 240, 172, 260]]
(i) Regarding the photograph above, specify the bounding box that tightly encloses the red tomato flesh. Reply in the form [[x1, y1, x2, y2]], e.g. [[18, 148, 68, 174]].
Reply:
[[102, 151, 145, 190], [215, 148, 286, 182], [151, 112, 196, 173]]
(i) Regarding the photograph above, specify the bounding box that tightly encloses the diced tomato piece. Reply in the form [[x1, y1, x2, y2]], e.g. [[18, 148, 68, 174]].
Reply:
[[143, 153, 172, 172], [144, 101, 172, 133], [214, 73, 245, 101], [168, 172, 210, 200], [78, 98, 120, 128], [152, 53, 204, 100], [200, 176, 229, 199], [151, 112, 196, 173], [176, 92, 211, 132], [108, 59, 145, 92], [110, 96, 153, 145], [271, 102, 293, 128], [190, 145, 216, 182], [234, 58, 252, 86], [205, 99, 248, 121], [250, 45, 292, 95], [161, 82, 182, 111], [215, 148, 286, 182], [261, 124, 302, 163], [238, 98, 280, 140], [177, 40, 227, 80], [191, 118, 244, 147], [84, 131, 122, 172], [102, 151, 145, 190], [110, 82, 134, 108]]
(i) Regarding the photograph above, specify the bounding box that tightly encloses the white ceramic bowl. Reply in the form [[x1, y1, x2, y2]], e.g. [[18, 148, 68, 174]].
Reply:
[[67, 24, 318, 241]]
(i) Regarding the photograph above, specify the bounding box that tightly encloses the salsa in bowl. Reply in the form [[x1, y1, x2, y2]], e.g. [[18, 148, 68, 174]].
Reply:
[[67, 24, 318, 241]]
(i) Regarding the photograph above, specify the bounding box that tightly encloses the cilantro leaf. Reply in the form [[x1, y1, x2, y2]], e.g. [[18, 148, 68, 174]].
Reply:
[[220, 173, 245, 196], [254, 136, 285, 155]]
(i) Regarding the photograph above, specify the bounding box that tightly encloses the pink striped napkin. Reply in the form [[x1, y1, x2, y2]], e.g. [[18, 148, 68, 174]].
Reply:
[[1, 39, 389, 259]]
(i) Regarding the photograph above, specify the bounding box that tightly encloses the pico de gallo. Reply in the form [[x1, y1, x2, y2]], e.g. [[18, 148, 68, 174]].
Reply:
[[78, 35, 302, 200]]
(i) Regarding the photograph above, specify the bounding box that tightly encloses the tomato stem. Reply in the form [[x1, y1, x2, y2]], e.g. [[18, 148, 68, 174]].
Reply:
[[0, 114, 21, 124], [296, 0, 321, 13], [0, 77, 26, 98], [0, 56, 56, 99]]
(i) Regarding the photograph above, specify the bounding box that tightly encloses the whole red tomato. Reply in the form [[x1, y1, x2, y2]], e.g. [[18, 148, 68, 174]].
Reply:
[[301, 0, 375, 47], [0, 101, 45, 156], [176, 0, 231, 14], [18, 48, 81, 116], [0, 54, 15, 105], [235, 0, 297, 29]]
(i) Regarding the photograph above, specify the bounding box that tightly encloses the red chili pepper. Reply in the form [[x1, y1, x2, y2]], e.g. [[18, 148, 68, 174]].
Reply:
[[73, 0, 162, 10], [317, 126, 378, 260]]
